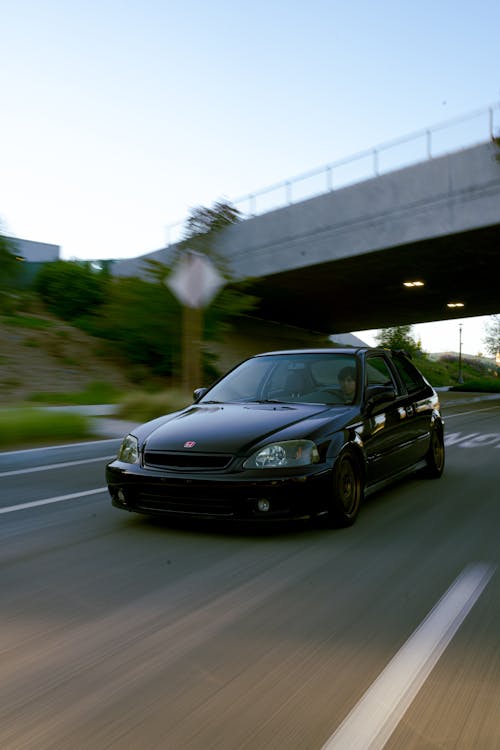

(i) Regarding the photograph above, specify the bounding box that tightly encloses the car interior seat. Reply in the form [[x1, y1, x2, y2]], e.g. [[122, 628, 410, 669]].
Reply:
[[285, 370, 309, 398]]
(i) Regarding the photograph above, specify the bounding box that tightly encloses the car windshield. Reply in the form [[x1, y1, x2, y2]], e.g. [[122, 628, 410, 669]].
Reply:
[[200, 353, 359, 405]]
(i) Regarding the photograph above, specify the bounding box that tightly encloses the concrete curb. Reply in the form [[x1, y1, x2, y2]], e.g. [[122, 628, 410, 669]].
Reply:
[[437, 391, 500, 407]]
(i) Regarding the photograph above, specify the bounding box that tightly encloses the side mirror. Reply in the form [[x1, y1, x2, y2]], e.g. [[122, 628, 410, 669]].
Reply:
[[365, 386, 396, 410], [193, 387, 208, 402]]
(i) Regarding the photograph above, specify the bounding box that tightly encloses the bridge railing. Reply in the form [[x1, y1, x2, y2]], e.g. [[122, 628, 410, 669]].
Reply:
[[166, 102, 500, 246]]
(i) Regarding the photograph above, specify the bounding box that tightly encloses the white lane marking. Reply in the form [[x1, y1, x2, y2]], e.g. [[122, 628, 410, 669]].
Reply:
[[322, 563, 496, 750], [0, 438, 120, 457], [0, 487, 107, 514], [0, 456, 116, 478]]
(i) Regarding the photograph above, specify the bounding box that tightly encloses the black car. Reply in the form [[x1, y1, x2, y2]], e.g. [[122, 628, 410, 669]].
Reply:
[[106, 348, 445, 527]]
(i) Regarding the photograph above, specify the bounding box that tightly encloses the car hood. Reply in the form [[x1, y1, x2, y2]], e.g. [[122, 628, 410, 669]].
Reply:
[[139, 402, 341, 454]]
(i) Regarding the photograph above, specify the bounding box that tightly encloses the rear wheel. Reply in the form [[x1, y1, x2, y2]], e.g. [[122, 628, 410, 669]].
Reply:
[[424, 427, 445, 478], [327, 450, 363, 527]]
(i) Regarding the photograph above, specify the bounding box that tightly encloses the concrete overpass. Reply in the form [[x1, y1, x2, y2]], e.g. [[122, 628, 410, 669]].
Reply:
[[114, 140, 500, 336]]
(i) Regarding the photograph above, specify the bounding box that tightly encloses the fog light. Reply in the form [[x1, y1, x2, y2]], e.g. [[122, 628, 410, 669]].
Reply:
[[117, 489, 126, 503], [257, 498, 270, 512]]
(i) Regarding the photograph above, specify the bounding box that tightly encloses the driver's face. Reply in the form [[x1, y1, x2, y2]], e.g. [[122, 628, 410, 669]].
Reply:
[[340, 375, 356, 396]]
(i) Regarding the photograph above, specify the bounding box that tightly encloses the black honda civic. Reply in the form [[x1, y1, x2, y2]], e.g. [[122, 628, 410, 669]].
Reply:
[[106, 348, 444, 526]]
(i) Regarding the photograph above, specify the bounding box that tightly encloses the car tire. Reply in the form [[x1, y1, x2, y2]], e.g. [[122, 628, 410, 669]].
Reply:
[[327, 449, 364, 527], [424, 426, 445, 478]]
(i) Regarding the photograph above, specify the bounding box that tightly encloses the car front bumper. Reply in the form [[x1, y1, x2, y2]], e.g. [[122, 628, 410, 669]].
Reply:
[[106, 461, 332, 521]]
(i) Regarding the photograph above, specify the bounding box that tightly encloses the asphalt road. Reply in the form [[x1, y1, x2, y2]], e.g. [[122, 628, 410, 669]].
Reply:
[[1, 399, 499, 749]]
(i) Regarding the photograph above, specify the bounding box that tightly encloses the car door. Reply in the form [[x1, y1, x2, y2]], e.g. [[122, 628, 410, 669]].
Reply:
[[362, 352, 416, 483], [389, 352, 435, 464]]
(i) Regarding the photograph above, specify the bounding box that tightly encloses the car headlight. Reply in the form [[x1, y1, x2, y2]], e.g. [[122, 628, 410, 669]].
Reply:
[[243, 440, 320, 469], [118, 434, 139, 464]]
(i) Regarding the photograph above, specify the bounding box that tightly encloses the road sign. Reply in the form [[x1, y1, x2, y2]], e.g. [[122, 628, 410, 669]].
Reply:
[[167, 251, 224, 308]]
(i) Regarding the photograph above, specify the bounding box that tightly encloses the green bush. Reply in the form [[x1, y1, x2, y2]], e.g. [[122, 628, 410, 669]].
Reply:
[[79, 275, 182, 377], [449, 379, 500, 393], [34, 261, 109, 320]]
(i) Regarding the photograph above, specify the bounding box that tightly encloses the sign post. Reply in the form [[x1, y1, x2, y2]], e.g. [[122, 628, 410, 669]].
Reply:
[[166, 251, 224, 394]]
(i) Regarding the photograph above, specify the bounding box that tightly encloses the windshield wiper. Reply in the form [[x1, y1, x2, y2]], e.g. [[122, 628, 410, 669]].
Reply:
[[253, 399, 287, 404], [202, 398, 287, 405]]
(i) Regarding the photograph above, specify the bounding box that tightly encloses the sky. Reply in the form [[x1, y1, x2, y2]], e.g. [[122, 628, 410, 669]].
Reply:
[[1, 0, 499, 354], [350, 316, 495, 358]]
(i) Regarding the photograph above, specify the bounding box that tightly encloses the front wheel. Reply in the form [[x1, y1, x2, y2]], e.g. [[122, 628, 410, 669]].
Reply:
[[327, 450, 364, 527], [424, 427, 445, 478]]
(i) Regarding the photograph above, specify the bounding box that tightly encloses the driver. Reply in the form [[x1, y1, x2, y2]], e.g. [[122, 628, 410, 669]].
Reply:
[[338, 366, 357, 403]]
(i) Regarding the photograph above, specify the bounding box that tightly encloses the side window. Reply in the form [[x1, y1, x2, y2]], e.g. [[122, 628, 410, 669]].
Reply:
[[365, 356, 397, 389], [392, 355, 425, 394]]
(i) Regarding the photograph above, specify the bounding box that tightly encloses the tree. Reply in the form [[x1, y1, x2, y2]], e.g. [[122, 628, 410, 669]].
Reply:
[[375, 325, 422, 356], [483, 315, 500, 357], [171, 199, 241, 275], [182, 200, 240, 241]]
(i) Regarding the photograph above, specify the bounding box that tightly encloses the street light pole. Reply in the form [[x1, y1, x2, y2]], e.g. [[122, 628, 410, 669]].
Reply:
[[458, 323, 464, 384]]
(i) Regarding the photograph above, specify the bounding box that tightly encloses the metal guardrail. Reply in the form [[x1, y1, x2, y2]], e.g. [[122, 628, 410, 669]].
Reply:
[[166, 102, 500, 246]]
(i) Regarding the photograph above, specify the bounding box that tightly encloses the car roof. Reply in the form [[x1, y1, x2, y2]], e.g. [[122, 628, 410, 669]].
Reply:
[[253, 347, 383, 357]]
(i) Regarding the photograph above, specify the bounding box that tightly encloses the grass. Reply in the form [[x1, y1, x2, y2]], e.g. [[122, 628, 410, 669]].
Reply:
[[413, 354, 499, 389], [27, 381, 123, 405], [1, 313, 55, 330], [0, 388, 191, 450], [0, 408, 94, 448]]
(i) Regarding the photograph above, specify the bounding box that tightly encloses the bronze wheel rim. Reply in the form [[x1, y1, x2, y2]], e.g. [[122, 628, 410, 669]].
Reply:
[[431, 431, 444, 471], [338, 457, 359, 514]]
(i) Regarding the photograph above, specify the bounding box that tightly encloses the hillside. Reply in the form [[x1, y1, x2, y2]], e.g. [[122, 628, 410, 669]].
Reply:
[[0, 308, 133, 404]]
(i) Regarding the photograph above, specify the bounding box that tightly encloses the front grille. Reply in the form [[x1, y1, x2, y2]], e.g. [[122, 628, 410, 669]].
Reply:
[[133, 484, 237, 517], [143, 450, 233, 471]]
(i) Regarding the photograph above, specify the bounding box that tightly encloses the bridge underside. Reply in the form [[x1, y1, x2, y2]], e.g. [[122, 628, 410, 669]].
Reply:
[[237, 223, 499, 334]]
